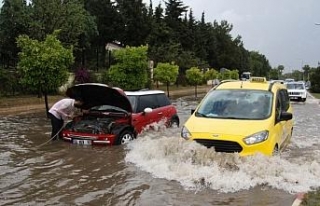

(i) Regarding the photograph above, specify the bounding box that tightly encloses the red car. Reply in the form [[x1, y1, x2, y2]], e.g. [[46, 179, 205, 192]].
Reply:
[[61, 83, 179, 145]]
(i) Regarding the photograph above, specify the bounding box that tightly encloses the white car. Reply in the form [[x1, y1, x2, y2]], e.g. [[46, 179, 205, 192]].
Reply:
[[285, 81, 307, 102]]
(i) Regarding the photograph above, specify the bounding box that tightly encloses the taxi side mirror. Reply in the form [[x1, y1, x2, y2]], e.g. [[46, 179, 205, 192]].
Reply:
[[279, 111, 293, 121], [191, 109, 195, 115]]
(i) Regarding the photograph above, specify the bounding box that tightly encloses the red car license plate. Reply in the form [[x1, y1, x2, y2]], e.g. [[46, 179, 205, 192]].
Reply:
[[72, 139, 92, 145]]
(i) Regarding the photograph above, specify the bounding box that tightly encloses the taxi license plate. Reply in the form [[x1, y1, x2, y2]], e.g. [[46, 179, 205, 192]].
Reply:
[[72, 139, 92, 145]]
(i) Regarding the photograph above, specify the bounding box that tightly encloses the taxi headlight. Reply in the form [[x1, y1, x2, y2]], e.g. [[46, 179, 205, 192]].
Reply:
[[243, 130, 269, 145], [181, 126, 191, 140]]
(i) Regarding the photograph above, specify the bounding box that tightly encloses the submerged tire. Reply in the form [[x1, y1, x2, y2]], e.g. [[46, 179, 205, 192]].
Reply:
[[116, 130, 135, 145], [168, 117, 180, 128], [272, 145, 279, 156]]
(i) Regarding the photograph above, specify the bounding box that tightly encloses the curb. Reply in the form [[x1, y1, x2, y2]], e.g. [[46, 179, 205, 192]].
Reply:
[[292, 193, 305, 206]]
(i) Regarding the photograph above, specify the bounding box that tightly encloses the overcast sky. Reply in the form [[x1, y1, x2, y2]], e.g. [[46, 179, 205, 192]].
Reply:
[[145, 0, 320, 72]]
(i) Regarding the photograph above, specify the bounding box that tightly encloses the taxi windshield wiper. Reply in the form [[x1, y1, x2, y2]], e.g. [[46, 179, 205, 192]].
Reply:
[[221, 116, 249, 120], [195, 111, 208, 117]]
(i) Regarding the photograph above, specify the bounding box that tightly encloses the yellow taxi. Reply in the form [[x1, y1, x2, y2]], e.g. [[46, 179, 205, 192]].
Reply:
[[180, 77, 293, 156]]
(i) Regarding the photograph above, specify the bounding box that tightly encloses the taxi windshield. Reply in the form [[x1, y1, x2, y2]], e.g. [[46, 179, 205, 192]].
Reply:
[[196, 89, 273, 120]]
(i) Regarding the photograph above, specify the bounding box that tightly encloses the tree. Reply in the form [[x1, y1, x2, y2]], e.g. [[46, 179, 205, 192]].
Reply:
[[269, 68, 280, 80], [30, 0, 93, 42], [219, 69, 232, 80], [302, 64, 311, 81], [230, 69, 239, 80], [249, 51, 271, 77], [164, 0, 188, 41], [153, 62, 179, 97], [115, 0, 151, 46], [17, 31, 74, 116], [0, 68, 20, 96], [291, 70, 303, 81], [0, 0, 31, 68], [147, 3, 179, 64], [107, 46, 148, 90], [204, 68, 219, 87], [185, 67, 203, 98], [310, 67, 320, 93], [85, 0, 119, 69], [277, 65, 285, 79]]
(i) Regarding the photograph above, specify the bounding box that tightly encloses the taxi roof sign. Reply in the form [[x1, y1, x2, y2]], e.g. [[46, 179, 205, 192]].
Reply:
[[250, 77, 267, 83]]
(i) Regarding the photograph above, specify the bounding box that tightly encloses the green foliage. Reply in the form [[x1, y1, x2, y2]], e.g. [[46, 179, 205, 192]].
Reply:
[[115, 0, 151, 46], [148, 42, 180, 65], [186, 66, 204, 98], [0, 0, 275, 83], [219, 69, 233, 80], [277, 65, 285, 74], [204, 68, 219, 81], [0, 69, 20, 96], [154, 62, 179, 96], [269, 68, 280, 80], [302, 64, 311, 81], [17, 31, 74, 94], [30, 0, 94, 45], [154, 62, 179, 84], [176, 51, 202, 72], [230, 69, 239, 79], [310, 67, 320, 93], [291, 70, 303, 81], [0, 0, 30, 67], [108, 45, 148, 90], [301, 188, 320, 206], [186, 67, 203, 86], [249, 51, 271, 77]]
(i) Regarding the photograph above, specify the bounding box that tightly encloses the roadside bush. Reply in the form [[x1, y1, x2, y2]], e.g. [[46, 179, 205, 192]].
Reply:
[[0, 69, 21, 96], [309, 68, 320, 93], [101, 70, 111, 85], [301, 189, 320, 206]]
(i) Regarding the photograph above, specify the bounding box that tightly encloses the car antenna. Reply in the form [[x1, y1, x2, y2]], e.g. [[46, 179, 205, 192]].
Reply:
[[240, 81, 243, 89]]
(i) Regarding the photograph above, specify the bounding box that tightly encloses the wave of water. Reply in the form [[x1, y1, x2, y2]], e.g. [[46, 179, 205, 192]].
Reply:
[[125, 99, 320, 194]]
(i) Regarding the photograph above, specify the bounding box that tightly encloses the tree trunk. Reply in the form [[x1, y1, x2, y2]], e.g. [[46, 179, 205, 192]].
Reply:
[[96, 44, 99, 71], [44, 91, 49, 118], [166, 81, 170, 98], [195, 84, 198, 98]]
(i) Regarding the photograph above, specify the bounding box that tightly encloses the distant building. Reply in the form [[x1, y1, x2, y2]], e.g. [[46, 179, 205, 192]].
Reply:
[[105, 42, 123, 68], [105, 42, 122, 51]]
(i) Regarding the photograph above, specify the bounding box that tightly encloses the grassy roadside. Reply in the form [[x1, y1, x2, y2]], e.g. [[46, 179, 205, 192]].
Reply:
[[0, 85, 210, 108], [0, 95, 64, 108], [310, 92, 320, 99], [300, 189, 320, 206]]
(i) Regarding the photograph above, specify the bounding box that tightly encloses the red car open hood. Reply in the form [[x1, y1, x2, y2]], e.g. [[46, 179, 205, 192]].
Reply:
[[66, 83, 132, 112]]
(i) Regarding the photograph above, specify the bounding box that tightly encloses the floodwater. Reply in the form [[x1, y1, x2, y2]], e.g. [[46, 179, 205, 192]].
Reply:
[[1, 95, 320, 206]]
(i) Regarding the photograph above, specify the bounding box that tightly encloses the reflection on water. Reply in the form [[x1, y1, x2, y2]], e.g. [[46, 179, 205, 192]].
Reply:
[[0, 98, 319, 205]]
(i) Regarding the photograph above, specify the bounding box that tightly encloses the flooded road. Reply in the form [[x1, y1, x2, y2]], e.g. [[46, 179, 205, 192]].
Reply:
[[1, 96, 320, 206]]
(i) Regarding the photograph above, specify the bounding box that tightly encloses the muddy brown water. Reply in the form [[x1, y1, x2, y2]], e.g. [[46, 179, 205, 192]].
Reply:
[[1, 96, 320, 206]]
